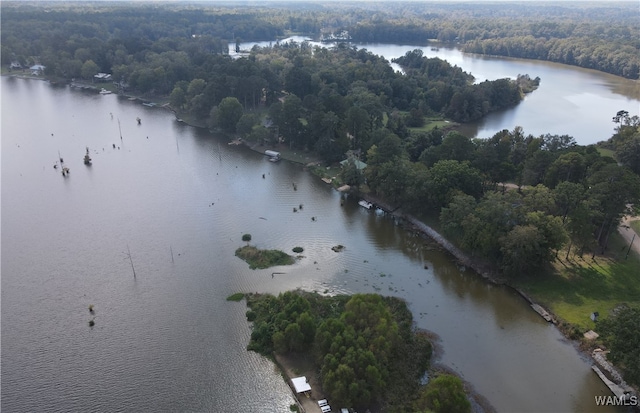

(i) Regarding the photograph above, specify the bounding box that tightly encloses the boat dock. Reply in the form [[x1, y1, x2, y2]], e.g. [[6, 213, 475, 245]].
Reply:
[[530, 303, 553, 322], [592, 366, 633, 400]]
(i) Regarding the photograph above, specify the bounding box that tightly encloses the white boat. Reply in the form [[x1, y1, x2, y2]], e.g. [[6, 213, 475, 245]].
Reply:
[[358, 200, 373, 209], [99, 88, 112, 94], [265, 150, 281, 162]]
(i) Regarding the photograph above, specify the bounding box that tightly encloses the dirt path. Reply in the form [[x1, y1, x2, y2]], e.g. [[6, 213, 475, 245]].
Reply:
[[274, 353, 324, 413], [618, 215, 640, 257]]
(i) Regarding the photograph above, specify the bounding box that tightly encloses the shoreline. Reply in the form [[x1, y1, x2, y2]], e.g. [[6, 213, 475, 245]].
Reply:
[[8, 74, 636, 406], [272, 327, 497, 413], [355, 194, 638, 405], [156, 87, 640, 406]]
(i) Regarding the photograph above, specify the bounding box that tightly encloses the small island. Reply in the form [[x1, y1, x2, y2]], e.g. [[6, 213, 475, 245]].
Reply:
[[235, 245, 295, 269], [241, 291, 476, 413]]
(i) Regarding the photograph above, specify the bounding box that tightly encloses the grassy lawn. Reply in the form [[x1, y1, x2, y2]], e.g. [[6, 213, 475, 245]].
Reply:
[[515, 232, 640, 331], [630, 219, 640, 235], [408, 116, 456, 133], [308, 164, 343, 185], [596, 147, 616, 159]]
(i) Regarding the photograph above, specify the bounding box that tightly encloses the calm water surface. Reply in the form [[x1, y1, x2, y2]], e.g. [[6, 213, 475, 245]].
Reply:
[[1, 76, 621, 412]]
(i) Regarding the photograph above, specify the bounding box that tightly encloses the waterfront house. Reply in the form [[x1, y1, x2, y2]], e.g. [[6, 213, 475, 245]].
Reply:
[[30, 64, 45, 75], [94, 73, 112, 82]]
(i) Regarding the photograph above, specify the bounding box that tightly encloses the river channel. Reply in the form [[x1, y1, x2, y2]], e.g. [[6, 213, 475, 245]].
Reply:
[[0, 63, 627, 412]]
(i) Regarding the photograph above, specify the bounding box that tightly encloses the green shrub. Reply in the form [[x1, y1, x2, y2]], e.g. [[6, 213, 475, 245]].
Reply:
[[416, 374, 471, 413], [292, 246, 304, 253], [226, 293, 245, 302], [242, 234, 252, 242], [235, 245, 295, 269]]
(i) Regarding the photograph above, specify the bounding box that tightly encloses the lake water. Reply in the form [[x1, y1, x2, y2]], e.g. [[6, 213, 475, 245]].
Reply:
[[0, 70, 624, 411], [236, 38, 640, 146]]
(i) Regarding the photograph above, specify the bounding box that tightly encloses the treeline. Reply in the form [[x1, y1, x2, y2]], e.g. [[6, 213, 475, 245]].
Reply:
[[0, 3, 282, 91], [600, 110, 640, 176], [345, 2, 639, 79], [244, 291, 470, 412], [0, 3, 283, 51], [462, 36, 639, 80], [350, 124, 640, 277], [1, 4, 536, 128], [2, 1, 637, 82]]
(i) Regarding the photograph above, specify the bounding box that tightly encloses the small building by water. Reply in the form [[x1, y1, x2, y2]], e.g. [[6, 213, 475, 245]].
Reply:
[[265, 150, 281, 162]]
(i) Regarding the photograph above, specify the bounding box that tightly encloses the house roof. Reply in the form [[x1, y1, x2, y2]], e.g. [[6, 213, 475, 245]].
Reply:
[[291, 376, 311, 393], [340, 158, 367, 170]]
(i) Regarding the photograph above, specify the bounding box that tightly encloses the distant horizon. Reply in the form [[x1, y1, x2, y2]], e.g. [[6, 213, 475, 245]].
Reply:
[[3, 0, 637, 3]]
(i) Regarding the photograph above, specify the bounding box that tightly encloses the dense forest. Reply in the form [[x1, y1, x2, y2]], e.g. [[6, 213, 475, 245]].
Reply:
[[346, 2, 640, 79], [243, 291, 471, 412], [2, 1, 638, 79]]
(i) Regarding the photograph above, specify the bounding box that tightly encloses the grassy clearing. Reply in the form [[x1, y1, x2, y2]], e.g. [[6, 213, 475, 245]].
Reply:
[[235, 245, 295, 269], [172, 111, 207, 128], [630, 220, 640, 235], [308, 164, 342, 186], [515, 232, 640, 331], [408, 117, 456, 133], [596, 147, 616, 159]]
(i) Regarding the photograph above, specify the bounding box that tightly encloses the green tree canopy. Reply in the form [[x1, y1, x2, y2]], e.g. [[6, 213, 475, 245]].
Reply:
[[427, 160, 483, 208], [81, 59, 99, 79], [210, 97, 244, 133], [415, 374, 471, 413], [598, 306, 640, 386]]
